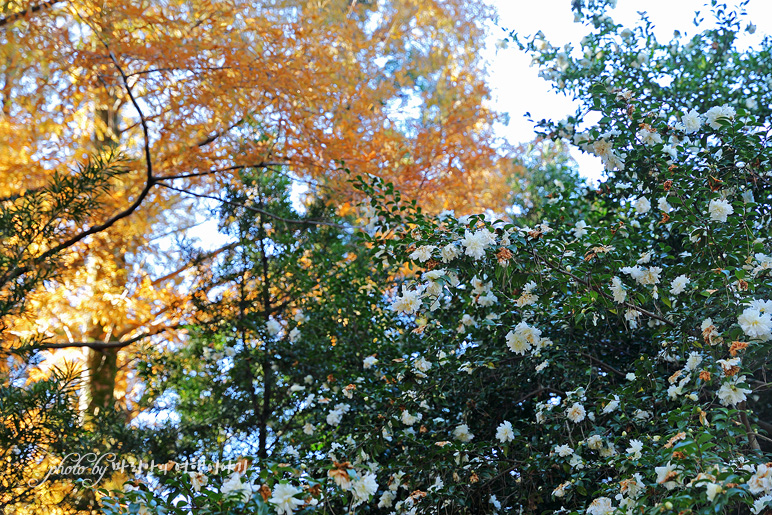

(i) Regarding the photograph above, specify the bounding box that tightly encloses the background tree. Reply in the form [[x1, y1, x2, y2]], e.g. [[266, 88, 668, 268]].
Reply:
[[0, 152, 143, 513], [1, 0, 519, 510]]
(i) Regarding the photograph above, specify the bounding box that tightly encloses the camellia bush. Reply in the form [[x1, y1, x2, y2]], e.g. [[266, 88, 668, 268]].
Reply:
[[99, 1, 772, 514]]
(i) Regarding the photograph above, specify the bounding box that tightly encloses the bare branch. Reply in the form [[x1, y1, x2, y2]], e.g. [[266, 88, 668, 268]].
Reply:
[[156, 163, 288, 182], [36, 330, 158, 350], [156, 181, 357, 230], [150, 242, 237, 286]]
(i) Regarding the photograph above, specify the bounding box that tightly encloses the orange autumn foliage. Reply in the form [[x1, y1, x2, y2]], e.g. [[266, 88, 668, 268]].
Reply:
[[1, 0, 518, 391]]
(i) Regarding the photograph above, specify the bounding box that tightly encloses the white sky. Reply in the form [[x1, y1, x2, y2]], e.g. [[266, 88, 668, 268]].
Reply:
[[483, 0, 772, 181]]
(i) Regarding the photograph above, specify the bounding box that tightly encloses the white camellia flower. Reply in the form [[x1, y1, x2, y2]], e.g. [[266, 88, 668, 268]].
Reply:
[[477, 291, 498, 307], [705, 482, 723, 501], [453, 423, 474, 442], [351, 473, 378, 506], [565, 402, 586, 423], [738, 307, 772, 339], [303, 423, 315, 435], [626, 439, 643, 459], [749, 464, 772, 495], [516, 281, 538, 307], [680, 108, 703, 133], [658, 196, 672, 213], [461, 229, 494, 260], [586, 496, 615, 515], [634, 409, 651, 420], [505, 330, 529, 355], [662, 143, 677, 160], [670, 274, 689, 295], [429, 476, 444, 492], [409, 245, 436, 262], [705, 104, 736, 129], [554, 444, 573, 457], [552, 481, 570, 498], [440, 243, 460, 263], [586, 435, 603, 450], [602, 395, 620, 414], [637, 128, 662, 146], [708, 198, 734, 222], [268, 482, 304, 515], [749, 299, 772, 314], [378, 491, 396, 508], [590, 137, 613, 159], [363, 356, 378, 369], [685, 351, 702, 372], [718, 357, 741, 376], [495, 421, 515, 443], [637, 251, 652, 264], [400, 410, 420, 426], [327, 409, 343, 426], [621, 265, 661, 285], [573, 220, 589, 238], [391, 285, 422, 314], [641, 266, 662, 285], [752, 495, 772, 514], [655, 461, 681, 490], [190, 472, 208, 492], [610, 276, 627, 303], [266, 318, 283, 337], [413, 356, 432, 373], [220, 472, 253, 502], [505, 321, 542, 355], [717, 376, 751, 406], [633, 196, 651, 214]]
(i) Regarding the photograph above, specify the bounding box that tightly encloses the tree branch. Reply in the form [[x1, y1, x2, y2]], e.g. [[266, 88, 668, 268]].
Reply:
[[581, 352, 625, 377], [0, 0, 60, 28], [739, 401, 761, 451], [156, 181, 356, 229], [150, 243, 237, 286], [107, 50, 154, 185], [155, 163, 288, 182], [196, 117, 248, 148], [35, 330, 160, 350], [532, 251, 677, 328], [1, 48, 157, 286]]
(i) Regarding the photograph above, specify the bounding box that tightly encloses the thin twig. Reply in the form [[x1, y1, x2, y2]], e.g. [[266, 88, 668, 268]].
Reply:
[[532, 251, 677, 328], [581, 352, 625, 377], [156, 181, 357, 229], [156, 163, 288, 181]]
